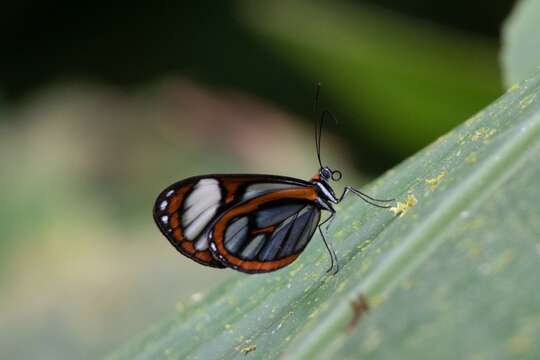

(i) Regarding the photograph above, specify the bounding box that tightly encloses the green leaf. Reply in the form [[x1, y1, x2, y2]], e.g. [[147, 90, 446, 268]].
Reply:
[[109, 71, 540, 359], [502, 0, 540, 87]]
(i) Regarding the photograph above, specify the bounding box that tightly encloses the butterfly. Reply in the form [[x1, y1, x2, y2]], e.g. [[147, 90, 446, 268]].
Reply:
[[153, 84, 393, 274]]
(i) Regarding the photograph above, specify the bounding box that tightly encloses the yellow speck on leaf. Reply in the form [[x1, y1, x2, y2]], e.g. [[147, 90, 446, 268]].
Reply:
[[360, 259, 371, 273], [491, 249, 514, 274], [508, 83, 520, 92], [190, 292, 205, 303], [308, 308, 320, 319], [507, 334, 530, 354], [389, 194, 417, 217], [369, 294, 385, 308], [337, 280, 348, 293], [175, 301, 185, 313], [364, 329, 383, 352], [519, 93, 536, 108], [288, 263, 304, 277], [465, 152, 478, 164], [465, 111, 484, 127], [468, 245, 482, 258], [400, 278, 414, 290], [227, 296, 239, 305], [425, 170, 448, 190], [471, 127, 497, 142], [239, 344, 257, 354]]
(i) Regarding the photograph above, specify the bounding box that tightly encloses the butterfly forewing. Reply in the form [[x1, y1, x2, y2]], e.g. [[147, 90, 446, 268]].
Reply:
[[209, 186, 321, 273], [153, 175, 313, 269], [153, 177, 225, 267]]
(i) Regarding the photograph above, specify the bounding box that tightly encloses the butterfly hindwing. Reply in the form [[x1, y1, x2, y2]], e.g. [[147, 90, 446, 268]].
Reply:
[[153, 174, 314, 269], [209, 186, 322, 273]]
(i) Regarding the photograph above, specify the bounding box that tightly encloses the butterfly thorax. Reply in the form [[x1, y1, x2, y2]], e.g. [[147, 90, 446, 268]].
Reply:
[[311, 179, 338, 212], [310, 166, 339, 209]]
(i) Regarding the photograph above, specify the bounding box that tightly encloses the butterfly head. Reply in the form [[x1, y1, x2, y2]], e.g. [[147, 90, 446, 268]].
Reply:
[[316, 166, 342, 183]]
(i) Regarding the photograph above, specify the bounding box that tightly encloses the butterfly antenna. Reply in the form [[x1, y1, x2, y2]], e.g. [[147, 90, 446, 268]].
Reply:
[[313, 82, 323, 168], [317, 109, 339, 168], [313, 83, 339, 170]]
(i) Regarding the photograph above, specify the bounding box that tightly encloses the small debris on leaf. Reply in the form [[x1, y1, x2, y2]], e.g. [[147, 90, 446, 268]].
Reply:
[[465, 152, 478, 164], [471, 127, 497, 143], [425, 170, 448, 190], [346, 294, 369, 332], [389, 194, 417, 217], [238, 344, 256, 355], [190, 292, 205, 302]]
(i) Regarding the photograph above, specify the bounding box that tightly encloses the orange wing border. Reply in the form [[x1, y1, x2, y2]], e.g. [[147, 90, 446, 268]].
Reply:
[[209, 187, 320, 273]]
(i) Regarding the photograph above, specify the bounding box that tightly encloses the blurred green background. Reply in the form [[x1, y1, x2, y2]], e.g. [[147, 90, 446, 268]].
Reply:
[[0, 0, 515, 358]]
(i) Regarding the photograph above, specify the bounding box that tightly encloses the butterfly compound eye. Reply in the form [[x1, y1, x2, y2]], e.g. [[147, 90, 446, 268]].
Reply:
[[331, 170, 342, 181], [320, 167, 332, 179]]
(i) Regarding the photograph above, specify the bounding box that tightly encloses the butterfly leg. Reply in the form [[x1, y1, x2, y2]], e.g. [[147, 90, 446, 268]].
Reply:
[[318, 211, 339, 275], [338, 186, 394, 209]]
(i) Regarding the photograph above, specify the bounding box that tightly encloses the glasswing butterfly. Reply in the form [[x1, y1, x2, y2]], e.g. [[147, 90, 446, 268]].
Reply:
[[153, 84, 393, 274]]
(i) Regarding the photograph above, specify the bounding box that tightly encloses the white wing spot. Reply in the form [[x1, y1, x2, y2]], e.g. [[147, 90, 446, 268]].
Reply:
[[185, 205, 219, 239], [184, 179, 220, 209], [195, 232, 210, 251], [165, 190, 174, 197], [161, 215, 169, 224], [159, 200, 168, 211], [183, 178, 221, 240]]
